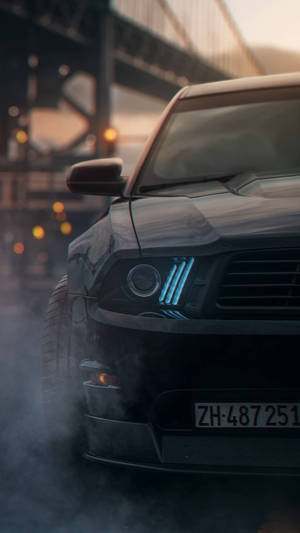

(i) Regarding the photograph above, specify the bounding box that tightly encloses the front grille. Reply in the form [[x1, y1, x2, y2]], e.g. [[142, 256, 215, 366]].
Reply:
[[217, 249, 300, 311]]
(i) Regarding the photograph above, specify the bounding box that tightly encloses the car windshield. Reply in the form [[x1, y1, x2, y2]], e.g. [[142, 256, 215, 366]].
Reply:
[[136, 86, 300, 193]]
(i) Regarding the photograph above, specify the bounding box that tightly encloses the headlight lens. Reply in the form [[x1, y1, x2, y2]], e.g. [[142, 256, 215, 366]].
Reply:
[[127, 264, 161, 297]]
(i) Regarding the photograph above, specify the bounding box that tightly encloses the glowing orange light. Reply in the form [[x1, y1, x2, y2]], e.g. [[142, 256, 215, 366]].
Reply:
[[32, 225, 45, 240], [13, 242, 24, 255], [16, 130, 28, 144], [103, 127, 117, 143], [99, 373, 118, 386], [60, 222, 72, 235], [52, 201, 65, 214], [55, 212, 67, 222]]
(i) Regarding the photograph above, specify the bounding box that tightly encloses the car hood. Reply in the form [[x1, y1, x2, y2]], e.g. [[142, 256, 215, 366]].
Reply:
[[131, 178, 300, 255]]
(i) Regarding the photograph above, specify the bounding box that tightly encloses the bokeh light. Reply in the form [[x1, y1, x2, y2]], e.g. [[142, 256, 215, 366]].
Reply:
[[55, 212, 67, 222], [60, 222, 72, 235], [28, 54, 39, 68], [52, 201, 65, 214], [103, 127, 118, 143], [58, 64, 71, 77], [13, 242, 24, 254], [32, 225, 45, 240], [16, 130, 28, 144], [8, 106, 20, 118]]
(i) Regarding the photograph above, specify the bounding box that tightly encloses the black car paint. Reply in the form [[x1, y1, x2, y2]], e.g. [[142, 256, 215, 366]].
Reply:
[[68, 174, 300, 293], [68, 200, 139, 295], [64, 76, 300, 474], [131, 184, 300, 253]]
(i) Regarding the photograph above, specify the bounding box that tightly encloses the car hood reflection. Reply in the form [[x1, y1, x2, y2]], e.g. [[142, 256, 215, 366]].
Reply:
[[131, 178, 300, 253]]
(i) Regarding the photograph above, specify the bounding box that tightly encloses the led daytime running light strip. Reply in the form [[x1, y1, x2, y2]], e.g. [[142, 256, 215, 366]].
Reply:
[[173, 257, 194, 305], [159, 257, 194, 306], [164, 310, 189, 320], [159, 264, 177, 304], [165, 260, 186, 304]]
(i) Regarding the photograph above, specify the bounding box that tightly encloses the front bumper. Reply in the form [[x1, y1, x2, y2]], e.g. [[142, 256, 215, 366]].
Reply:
[[82, 381, 300, 476], [84, 414, 300, 476], [75, 298, 300, 475]]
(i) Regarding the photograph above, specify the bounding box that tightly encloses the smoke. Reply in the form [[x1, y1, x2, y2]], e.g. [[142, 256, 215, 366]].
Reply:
[[0, 279, 300, 532], [258, 509, 300, 532]]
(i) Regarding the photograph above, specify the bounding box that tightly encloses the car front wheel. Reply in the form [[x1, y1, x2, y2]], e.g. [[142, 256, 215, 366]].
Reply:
[[42, 274, 85, 462]]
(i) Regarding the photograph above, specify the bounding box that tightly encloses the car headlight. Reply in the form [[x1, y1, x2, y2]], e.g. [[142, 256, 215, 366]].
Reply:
[[96, 257, 196, 316], [127, 264, 161, 298]]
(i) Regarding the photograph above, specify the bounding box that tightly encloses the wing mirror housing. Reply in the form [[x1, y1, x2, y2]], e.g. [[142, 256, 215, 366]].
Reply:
[[66, 158, 126, 196]]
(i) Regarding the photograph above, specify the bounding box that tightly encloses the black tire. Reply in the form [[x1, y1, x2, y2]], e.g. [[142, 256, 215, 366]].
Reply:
[[42, 274, 85, 462]]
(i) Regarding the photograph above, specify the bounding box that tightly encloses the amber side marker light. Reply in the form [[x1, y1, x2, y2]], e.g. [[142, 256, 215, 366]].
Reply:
[[91, 372, 118, 386]]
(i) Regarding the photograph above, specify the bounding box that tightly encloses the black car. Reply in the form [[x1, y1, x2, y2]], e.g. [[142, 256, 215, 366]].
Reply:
[[43, 73, 300, 475]]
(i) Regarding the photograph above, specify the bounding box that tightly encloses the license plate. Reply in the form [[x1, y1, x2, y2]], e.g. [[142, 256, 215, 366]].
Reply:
[[194, 403, 300, 428]]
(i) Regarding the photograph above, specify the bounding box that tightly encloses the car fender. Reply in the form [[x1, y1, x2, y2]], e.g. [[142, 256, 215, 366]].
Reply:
[[67, 201, 139, 297]]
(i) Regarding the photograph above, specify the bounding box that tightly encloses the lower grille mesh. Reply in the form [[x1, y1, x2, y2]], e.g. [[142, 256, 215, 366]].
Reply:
[[217, 249, 300, 310]]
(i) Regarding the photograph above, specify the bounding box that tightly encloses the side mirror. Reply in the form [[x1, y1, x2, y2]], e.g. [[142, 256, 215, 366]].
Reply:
[[66, 158, 126, 196]]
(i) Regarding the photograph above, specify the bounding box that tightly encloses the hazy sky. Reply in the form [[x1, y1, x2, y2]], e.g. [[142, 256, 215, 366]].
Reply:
[[225, 0, 300, 52]]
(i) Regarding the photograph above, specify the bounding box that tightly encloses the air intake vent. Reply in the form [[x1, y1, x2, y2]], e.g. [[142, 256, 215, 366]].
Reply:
[[217, 249, 300, 311]]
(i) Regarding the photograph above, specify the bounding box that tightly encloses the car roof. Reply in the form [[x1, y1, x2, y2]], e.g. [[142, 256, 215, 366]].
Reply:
[[180, 72, 300, 99]]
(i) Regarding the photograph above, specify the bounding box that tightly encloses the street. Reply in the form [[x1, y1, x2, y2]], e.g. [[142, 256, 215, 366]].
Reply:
[[0, 286, 300, 533]]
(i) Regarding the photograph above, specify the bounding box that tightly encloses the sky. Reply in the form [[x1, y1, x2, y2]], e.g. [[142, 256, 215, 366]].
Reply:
[[225, 0, 300, 52]]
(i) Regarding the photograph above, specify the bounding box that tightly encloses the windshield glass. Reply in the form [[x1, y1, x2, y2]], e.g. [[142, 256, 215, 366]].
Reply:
[[136, 87, 300, 192]]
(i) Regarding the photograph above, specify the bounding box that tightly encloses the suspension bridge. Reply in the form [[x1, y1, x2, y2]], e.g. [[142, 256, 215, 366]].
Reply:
[[0, 0, 262, 167], [0, 0, 262, 281]]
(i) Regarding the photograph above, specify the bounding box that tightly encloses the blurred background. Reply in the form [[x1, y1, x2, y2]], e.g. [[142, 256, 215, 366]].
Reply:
[[2, 0, 300, 299]]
